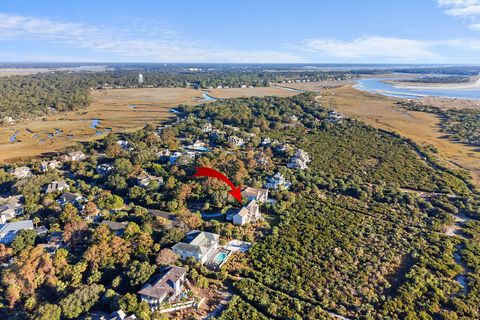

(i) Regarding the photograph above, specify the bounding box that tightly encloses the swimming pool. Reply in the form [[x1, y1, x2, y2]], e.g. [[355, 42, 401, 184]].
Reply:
[[214, 251, 228, 264]]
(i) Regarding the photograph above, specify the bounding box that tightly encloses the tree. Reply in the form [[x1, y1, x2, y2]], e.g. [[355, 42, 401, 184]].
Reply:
[[155, 248, 179, 266], [11, 229, 36, 254], [126, 260, 156, 287], [33, 303, 61, 320], [59, 284, 104, 319]]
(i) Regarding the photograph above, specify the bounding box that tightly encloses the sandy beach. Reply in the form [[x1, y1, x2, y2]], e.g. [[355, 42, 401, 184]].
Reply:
[[388, 77, 480, 90]]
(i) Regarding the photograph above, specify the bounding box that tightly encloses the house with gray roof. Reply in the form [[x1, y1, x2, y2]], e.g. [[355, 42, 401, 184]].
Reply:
[[138, 266, 188, 311], [0, 220, 34, 244], [45, 180, 69, 194], [172, 230, 220, 264]]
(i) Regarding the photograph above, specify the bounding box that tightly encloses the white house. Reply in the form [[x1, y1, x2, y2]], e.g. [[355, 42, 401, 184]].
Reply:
[[9, 166, 32, 179], [172, 230, 220, 264], [287, 149, 311, 170], [232, 200, 262, 226], [65, 151, 86, 161], [0, 203, 24, 224], [0, 220, 34, 244], [265, 172, 292, 190], [40, 160, 62, 172], [241, 187, 269, 203], [138, 266, 188, 311]]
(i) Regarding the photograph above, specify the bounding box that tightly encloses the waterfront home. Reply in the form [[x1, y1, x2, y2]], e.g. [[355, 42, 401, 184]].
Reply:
[[265, 172, 292, 190], [44, 180, 70, 194], [172, 230, 220, 264], [9, 166, 32, 179], [241, 187, 269, 203], [96, 163, 114, 176], [232, 200, 262, 226], [40, 160, 62, 172], [0, 220, 34, 244], [138, 266, 188, 311], [64, 151, 86, 161]]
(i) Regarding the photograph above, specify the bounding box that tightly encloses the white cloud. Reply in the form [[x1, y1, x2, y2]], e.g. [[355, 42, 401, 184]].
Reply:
[[301, 36, 439, 61], [438, 0, 480, 17], [0, 13, 303, 63]]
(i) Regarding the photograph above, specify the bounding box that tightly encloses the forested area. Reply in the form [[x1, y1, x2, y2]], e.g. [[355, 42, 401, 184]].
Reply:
[[398, 101, 480, 147], [0, 93, 478, 319], [399, 76, 471, 83], [0, 68, 351, 120]]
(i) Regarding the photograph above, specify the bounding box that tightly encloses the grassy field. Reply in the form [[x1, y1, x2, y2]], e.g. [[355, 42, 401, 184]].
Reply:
[[0, 87, 299, 163], [318, 85, 480, 184]]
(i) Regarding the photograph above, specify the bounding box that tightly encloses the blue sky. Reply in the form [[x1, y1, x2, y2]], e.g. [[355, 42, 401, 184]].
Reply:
[[2, 0, 480, 63]]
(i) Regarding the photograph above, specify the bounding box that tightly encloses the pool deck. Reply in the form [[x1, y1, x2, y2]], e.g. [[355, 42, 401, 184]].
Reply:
[[204, 247, 232, 271]]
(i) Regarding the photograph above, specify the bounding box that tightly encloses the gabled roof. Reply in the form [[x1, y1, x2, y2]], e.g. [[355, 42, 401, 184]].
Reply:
[[138, 266, 186, 299], [0, 220, 33, 235]]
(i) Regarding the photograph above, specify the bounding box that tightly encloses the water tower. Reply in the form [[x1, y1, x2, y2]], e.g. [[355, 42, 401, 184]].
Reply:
[[138, 73, 144, 84]]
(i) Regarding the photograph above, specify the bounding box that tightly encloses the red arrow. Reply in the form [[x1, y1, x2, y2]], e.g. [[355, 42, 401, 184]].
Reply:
[[192, 167, 242, 203]]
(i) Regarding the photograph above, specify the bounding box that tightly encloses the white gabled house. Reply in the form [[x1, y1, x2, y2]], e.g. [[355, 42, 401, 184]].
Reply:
[[232, 200, 262, 226], [265, 172, 292, 190], [172, 230, 220, 264]]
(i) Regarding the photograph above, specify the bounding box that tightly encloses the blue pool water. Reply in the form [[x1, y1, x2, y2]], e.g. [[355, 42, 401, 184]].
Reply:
[[354, 77, 480, 100], [214, 252, 228, 263]]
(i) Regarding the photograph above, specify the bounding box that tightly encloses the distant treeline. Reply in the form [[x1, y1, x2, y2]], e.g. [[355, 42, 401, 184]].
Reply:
[[399, 75, 471, 83], [0, 69, 351, 120], [393, 66, 480, 75]]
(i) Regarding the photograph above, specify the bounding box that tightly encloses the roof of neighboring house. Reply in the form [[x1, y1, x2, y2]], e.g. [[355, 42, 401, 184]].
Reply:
[[58, 192, 81, 203], [0, 204, 16, 213], [241, 187, 268, 199], [0, 220, 34, 236], [138, 266, 187, 299], [173, 230, 220, 255], [45, 180, 69, 193]]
